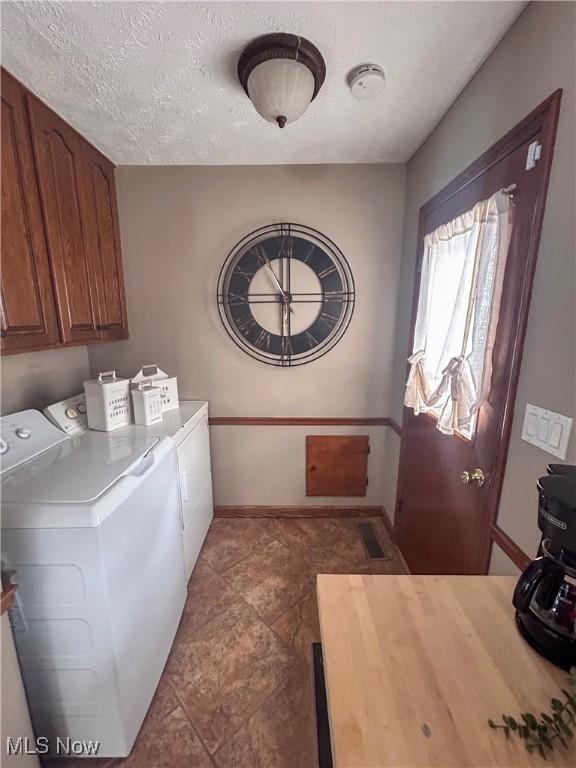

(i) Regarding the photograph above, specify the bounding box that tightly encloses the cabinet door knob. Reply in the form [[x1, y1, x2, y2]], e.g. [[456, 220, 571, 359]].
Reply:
[[96, 324, 109, 331]]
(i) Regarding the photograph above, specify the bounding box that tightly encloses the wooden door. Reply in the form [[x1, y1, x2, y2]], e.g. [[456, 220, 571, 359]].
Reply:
[[27, 94, 101, 344], [79, 142, 128, 341], [395, 92, 562, 575], [0, 70, 59, 352]]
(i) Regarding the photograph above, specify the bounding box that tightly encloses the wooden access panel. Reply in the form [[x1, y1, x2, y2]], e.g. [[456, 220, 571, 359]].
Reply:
[[306, 436, 369, 497]]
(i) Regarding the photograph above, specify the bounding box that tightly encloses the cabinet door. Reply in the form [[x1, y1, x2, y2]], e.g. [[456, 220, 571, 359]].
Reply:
[[27, 95, 101, 344], [80, 142, 128, 341], [1, 71, 59, 353]]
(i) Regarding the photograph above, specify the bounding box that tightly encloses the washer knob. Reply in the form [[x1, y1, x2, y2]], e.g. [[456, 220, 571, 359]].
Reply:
[[65, 408, 78, 419], [15, 428, 32, 440], [77, 403, 87, 414], [0, 438, 8, 455]]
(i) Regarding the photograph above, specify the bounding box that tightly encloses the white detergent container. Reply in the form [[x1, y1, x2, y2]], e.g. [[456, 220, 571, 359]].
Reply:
[[84, 371, 131, 431], [131, 383, 163, 426]]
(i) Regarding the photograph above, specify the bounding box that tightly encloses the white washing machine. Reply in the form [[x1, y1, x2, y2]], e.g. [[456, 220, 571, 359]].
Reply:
[[0, 410, 187, 757], [45, 398, 214, 582]]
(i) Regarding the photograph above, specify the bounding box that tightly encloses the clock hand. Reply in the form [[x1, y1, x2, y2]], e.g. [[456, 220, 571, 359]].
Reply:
[[258, 249, 285, 294], [257, 247, 294, 315], [282, 301, 289, 336]]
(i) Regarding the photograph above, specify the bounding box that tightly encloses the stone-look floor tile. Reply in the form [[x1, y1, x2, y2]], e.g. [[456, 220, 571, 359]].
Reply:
[[40, 679, 179, 768], [200, 519, 274, 573], [224, 539, 315, 623], [287, 517, 405, 576], [269, 517, 345, 555], [213, 663, 316, 768], [145, 673, 180, 722], [272, 589, 321, 662], [167, 599, 297, 754], [176, 559, 242, 640], [42, 760, 114, 768], [113, 706, 213, 768]]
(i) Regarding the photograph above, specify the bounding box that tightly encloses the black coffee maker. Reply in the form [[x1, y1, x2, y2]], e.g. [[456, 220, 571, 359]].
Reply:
[[513, 464, 576, 669]]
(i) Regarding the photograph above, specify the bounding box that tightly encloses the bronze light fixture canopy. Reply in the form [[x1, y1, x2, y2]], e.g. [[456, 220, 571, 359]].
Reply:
[[238, 33, 326, 128]]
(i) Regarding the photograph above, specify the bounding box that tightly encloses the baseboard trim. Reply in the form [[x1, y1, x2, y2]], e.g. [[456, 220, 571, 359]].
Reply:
[[209, 416, 391, 427], [214, 505, 385, 519], [380, 507, 394, 538], [491, 524, 531, 571]]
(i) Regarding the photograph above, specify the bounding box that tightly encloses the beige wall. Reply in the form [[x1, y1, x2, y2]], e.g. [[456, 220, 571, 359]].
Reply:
[[489, 543, 522, 577], [89, 164, 406, 507], [386, 1, 576, 570], [0, 346, 90, 415]]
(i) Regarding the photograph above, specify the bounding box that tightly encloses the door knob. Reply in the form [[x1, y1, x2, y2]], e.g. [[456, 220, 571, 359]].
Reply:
[[461, 468, 486, 487]]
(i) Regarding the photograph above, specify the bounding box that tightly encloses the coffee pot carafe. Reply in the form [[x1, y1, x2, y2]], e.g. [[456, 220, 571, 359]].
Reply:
[[512, 465, 576, 669]]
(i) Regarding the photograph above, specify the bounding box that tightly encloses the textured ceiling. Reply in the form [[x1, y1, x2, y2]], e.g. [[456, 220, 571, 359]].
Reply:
[[1, 1, 525, 165]]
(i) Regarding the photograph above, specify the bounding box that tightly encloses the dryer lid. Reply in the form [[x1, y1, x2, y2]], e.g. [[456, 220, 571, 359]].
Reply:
[[1, 430, 159, 505]]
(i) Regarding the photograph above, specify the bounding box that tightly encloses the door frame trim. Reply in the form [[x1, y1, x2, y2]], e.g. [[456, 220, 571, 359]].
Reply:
[[395, 90, 562, 573]]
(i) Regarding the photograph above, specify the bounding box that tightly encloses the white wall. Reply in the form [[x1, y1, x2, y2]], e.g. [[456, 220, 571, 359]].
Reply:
[[1, 613, 40, 767], [0, 346, 90, 415], [386, 1, 576, 568], [89, 164, 406, 508]]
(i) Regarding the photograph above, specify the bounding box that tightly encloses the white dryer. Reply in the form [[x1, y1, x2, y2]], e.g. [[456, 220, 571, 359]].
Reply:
[[0, 410, 187, 757], [114, 401, 214, 581]]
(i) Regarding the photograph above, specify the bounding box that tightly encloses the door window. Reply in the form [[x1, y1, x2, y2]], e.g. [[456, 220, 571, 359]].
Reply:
[[405, 189, 513, 438]]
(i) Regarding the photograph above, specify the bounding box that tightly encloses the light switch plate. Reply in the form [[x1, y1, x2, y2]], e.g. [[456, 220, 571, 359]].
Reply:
[[521, 403, 573, 460]]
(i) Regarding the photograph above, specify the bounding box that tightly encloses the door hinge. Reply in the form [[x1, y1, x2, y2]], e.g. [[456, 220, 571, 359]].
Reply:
[[365, 476, 369, 487], [526, 140, 542, 171], [396, 498, 403, 517]]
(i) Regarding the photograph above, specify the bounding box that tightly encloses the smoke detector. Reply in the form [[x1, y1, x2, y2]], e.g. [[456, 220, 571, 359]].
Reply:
[[348, 64, 386, 100]]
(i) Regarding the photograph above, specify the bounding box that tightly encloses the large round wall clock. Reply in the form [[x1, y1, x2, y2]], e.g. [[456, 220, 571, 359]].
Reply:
[[217, 223, 355, 366]]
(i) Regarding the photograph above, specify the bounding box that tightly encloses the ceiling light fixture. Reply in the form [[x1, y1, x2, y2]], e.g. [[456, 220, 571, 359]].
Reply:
[[238, 33, 326, 128]]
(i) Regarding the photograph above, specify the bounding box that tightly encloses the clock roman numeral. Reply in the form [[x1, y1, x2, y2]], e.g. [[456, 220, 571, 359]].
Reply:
[[254, 329, 271, 351], [303, 244, 316, 263], [254, 245, 268, 266], [235, 268, 254, 282], [305, 330, 319, 349], [318, 264, 338, 279], [282, 336, 293, 356], [228, 292, 249, 305], [318, 311, 338, 330], [278, 236, 293, 259], [236, 313, 256, 333]]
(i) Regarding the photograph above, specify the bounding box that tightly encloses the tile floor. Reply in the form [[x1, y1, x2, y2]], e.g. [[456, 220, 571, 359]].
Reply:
[[43, 516, 406, 768]]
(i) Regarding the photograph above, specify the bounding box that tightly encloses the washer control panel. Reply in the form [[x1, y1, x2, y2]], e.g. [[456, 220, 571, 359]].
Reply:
[[0, 410, 69, 473], [44, 394, 88, 435]]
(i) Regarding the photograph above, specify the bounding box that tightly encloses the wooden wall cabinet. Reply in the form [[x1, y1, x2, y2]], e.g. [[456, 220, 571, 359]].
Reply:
[[1, 70, 60, 352], [1, 69, 128, 354]]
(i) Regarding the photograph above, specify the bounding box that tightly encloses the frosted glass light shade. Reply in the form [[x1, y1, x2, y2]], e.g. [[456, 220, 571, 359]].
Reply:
[[247, 59, 315, 127]]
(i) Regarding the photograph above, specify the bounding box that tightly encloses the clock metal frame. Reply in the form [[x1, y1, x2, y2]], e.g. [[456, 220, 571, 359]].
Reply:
[[217, 223, 355, 367]]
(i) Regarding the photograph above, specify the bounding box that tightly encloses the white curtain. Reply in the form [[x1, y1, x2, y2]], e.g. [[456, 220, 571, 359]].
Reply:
[[404, 190, 513, 438]]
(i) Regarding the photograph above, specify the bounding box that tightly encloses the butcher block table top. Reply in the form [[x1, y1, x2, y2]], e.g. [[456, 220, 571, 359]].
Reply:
[[316, 575, 574, 768]]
